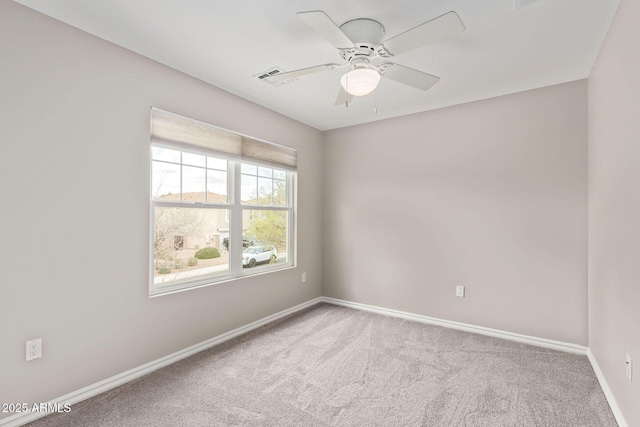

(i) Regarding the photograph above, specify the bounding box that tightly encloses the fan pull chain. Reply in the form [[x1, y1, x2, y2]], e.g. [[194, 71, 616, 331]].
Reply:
[[345, 74, 349, 108], [373, 90, 378, 114]]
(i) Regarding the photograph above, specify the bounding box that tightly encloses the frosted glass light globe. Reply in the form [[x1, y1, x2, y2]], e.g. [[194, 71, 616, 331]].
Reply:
[[340, 68, 381, 96]]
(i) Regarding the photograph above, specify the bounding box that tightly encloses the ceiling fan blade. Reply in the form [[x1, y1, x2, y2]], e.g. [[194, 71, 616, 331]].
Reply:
[[264, 63, 341, 83], [335, 87, 354, 105], [380, 63, 440, 91], [380, 11, 465, 56], [297, 11, 356, 49]]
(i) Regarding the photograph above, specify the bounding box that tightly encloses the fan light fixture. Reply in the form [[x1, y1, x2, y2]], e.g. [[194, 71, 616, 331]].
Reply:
[[340, 67, 380, 96]]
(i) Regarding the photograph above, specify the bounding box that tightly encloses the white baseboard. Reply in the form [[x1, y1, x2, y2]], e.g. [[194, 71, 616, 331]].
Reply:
[[320, 297, 588, 355], [587, 349, 629, 427], [0, 297, 323, 427]]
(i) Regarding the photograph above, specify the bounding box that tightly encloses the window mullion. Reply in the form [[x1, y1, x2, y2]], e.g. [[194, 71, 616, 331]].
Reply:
[[152, 200, 229, 209], [239, 205, 289, 211], [288, 172, 295, 267], [179, 152, 184, 202], [229, 161, 243, 276]]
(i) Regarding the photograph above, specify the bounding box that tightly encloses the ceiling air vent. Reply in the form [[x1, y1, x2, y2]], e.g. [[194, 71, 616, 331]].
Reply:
[[254, 67, 296, 86], [514, 0, 539, 9]]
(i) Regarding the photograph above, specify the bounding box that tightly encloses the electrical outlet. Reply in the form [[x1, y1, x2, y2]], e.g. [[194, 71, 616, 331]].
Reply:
[[456, 285, 465, 298], [302, 272, 307, 282], [626, 354, 632, 382], [26, 338, 42, 361]]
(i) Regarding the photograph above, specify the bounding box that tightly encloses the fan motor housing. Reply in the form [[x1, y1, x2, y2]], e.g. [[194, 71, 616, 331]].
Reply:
[[339, 18, 385, 61]]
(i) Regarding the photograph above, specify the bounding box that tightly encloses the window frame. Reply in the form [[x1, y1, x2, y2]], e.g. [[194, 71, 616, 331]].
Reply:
[[149, 144, 296, 297]]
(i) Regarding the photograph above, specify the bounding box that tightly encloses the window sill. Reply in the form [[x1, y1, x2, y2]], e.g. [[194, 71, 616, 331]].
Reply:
[[149, 262, 295, 298]]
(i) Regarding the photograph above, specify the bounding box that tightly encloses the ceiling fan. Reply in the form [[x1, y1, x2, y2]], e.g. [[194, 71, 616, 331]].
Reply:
[[265, 10, 465, 105]]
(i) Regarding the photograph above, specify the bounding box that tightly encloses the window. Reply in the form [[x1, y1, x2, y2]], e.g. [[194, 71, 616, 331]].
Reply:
[[150, 109, 296, 296]]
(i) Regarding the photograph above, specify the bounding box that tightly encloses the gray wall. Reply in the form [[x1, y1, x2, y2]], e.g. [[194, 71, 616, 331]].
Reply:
[[0, 0, 323, 416], [588, 0, 640, 424], [323, 80, 589, 346]]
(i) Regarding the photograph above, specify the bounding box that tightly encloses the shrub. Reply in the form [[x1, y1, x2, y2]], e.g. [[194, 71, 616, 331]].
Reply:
[[188, 257, 198, 266], [158, 266, 172, 274], [194, 247, 220, 260], [174, 258, 183, 269]]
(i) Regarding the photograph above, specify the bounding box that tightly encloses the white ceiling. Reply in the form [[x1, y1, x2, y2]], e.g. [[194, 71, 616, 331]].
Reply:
[[16, 0, 620, 131]]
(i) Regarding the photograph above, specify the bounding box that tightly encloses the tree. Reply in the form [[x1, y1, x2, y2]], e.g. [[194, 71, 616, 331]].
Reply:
[[243, 170, 288, 250], [154, 207, 205, 262], [246, 210, 286, 250]]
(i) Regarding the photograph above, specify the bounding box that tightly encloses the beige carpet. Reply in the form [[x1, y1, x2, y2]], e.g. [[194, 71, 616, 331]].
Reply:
[[28, 303, 617, 426]]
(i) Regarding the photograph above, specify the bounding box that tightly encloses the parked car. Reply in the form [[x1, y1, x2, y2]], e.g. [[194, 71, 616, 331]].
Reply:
[[223, 236, 259, 250], [242, 245, 277, 268]]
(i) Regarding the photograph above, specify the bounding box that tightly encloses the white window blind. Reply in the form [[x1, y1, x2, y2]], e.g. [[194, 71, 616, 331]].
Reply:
[[150, 108, 297, 170]]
